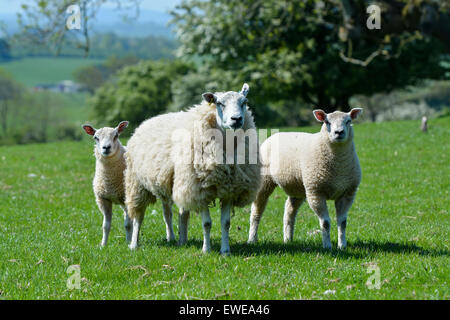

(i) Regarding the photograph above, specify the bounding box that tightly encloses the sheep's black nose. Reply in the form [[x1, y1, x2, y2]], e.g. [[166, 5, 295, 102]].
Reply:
[[230, 116, 243, 129], [335, 130, 344, 136], [103, 145, 111, 150]]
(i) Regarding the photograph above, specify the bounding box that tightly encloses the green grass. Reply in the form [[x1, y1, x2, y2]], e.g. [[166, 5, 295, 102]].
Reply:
[[0, 117, 448, 299], [0, 57, 103, 87]]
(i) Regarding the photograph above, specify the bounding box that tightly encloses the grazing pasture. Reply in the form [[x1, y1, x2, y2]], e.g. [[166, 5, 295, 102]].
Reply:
[[0, 57, 103, 87], [0, 117, 448, 299]]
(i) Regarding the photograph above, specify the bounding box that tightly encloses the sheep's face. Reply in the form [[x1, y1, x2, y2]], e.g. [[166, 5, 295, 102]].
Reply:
[[313, 109, 363, 144], [82, 121, 129, 158], [203, 83, 250, 130]]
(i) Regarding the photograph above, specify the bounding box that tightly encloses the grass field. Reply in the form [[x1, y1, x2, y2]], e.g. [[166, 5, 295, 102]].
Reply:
[[0, 117, 448, 299], [0, 57, 103, 87]]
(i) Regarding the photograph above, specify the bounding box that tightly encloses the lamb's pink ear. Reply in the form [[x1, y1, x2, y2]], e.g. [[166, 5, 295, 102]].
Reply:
[[349, 108, 363, 120], [116, 121, 129, 134], [82, 125, 96, 136], [313, 109, 327, 122]]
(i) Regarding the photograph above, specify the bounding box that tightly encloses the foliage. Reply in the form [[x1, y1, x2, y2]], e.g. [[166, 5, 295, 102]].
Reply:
[[73, 55, 140, 93], [90, 60, 194, 130], [10, 32, 177, 60], [0, 69, 23, 137], [338, 0, 450, 57], [352, 80, 450, 122], [171, 0, 448, 114], [0, 69, 86, 145], [0, 39, 11, 61]]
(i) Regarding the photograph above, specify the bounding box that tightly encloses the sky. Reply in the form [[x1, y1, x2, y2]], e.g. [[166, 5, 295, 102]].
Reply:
[[0, 0, 183, 14]]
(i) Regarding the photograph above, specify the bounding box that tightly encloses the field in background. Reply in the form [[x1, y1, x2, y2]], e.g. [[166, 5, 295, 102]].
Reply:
[[0, 117, 448, 299], [0, 58, 102, 145], [0, 57, 104, 87]]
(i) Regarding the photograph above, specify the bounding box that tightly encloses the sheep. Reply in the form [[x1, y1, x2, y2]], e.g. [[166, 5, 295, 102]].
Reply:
[[248, 108, 363, 250], [82, 121, 131, 247], [421, 116, 428, 132], [125, 83, 261, 255]]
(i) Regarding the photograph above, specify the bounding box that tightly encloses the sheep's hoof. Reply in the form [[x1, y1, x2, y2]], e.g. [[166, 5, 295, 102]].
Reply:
[[202, 248, 211, 254], [247, 237, 258, 244], [338, 243, 347, 250], [220, 250, 231, 256], [129, 243, 139, 250]]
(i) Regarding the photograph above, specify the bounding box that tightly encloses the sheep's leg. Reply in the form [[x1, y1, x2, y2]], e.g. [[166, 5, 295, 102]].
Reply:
[[128, 207, 146, 250], [121, 205, 133, 243], [307, 195, 332, 249], [220, 201, 232, 256], [125, 167, 155, 250], [248, 178, 276, 243], [283, 197, 304, 243], [162, 201, 176, 242], [201, 208, 212, 253], [96, 197, 113, 247], [178, 208, 190, 245], [335, 193, 356, 250]]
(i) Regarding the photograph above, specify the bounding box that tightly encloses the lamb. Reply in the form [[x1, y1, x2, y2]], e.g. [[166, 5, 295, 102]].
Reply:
[[248, 108, 363, 249], [125, 83, 261, 255], [82, 121, 132, 247]]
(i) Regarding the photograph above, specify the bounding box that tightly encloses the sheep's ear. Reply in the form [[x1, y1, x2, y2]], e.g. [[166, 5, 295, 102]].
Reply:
[[116, 121, 129, 134], [240, 83, 250, 97], [313, 109, 327, 122], [202, 92, 217, 104], [349, 108, 363, 120], [82, 125, 96, 136]]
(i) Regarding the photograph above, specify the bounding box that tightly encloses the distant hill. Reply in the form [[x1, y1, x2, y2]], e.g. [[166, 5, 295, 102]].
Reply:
[[0, 7, 177, 60]]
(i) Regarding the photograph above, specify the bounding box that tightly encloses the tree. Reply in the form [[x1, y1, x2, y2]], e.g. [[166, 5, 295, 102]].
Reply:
[[338, 0, 450, 65], [73, 55, 140, 93], [0, 39, 11, 61], [0, 70, 22, 136], [90, 60, 193, 130], [16, 0, 141, 57], [171, 0, 448, 115]]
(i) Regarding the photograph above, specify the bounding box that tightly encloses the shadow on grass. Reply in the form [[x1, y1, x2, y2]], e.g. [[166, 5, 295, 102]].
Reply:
[[350, 240, 449, 257], [153, 238, 449, 259]]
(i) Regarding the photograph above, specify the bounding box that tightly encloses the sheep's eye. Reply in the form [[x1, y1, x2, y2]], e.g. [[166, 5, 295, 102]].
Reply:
[[94, 136, 99, 141], [217, 102, 224, 108], [114, 134, 119, 140], [346, 119, 351, 125], [324, 120, 330, 125]]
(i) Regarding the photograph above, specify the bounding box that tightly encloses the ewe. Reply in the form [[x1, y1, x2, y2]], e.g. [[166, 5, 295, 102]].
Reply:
[[125, 84, 260, 255], [248, 108, 363, 249], [82, 121, 131, 246]]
